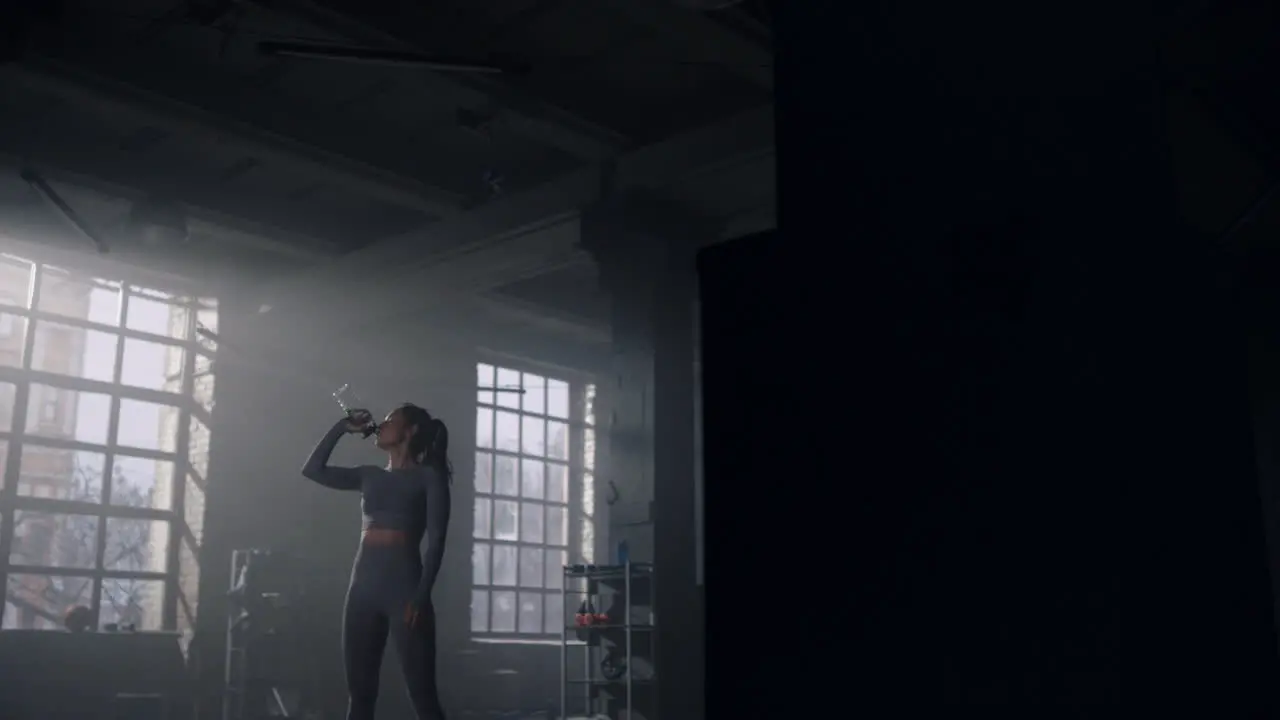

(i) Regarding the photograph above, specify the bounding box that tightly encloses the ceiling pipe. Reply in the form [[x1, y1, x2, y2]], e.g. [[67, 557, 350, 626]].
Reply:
[[258, 41, 526, 75]]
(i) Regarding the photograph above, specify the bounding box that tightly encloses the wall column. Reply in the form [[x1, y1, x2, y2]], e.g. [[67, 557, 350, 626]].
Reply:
[[582, 191, 707, 720]]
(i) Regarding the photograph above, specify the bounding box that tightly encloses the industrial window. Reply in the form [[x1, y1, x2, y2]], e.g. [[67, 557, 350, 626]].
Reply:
[[0, 254, 216, 649], [471, 362, 596, 639]]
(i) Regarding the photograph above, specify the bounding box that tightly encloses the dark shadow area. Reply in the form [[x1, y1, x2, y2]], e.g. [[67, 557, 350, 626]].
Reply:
[[700, 0, 1280, 714]]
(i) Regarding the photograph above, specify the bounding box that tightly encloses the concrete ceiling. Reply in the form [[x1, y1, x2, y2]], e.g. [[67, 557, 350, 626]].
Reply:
[[0, 0, 776, 368], [19, 1, 1280, 372]]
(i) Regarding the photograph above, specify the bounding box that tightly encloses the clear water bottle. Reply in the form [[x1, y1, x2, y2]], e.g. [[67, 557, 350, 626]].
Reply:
[[333, 384, 378, 438]]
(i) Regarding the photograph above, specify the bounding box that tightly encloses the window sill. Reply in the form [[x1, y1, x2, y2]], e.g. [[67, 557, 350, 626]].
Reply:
[[471, 637, 586, 647]]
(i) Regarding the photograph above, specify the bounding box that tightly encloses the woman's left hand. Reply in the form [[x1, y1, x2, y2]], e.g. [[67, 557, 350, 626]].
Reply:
[[404, 599, 431, 630]]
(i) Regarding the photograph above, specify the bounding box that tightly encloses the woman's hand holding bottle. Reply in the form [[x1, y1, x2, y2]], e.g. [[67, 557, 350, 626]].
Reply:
[[343, 409, 376, 435]]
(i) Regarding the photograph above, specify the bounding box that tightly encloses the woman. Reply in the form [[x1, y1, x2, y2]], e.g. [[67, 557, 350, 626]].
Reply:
[[301, 403, 452, 720]]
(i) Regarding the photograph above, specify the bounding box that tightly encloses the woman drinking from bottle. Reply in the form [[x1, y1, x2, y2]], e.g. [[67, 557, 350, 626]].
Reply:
[[301, 403, 452, 720]]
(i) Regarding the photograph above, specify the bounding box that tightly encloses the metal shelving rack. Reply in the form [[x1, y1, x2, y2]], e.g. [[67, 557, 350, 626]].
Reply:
[[222, 549, 314, 720], [223, 549, 252, 720], [560, 562, 657, 720]]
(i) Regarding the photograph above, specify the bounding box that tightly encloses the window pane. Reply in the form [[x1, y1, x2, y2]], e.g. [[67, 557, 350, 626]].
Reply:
[[472, 542, 490, 585], [585, 383, 597, 426], [26, 385, 111, 445], [522, 373, 546, 415], [547, 463, 568, 504], [581, 518, 595, 564], [100, 578, 165, 630], [584, 428, 596, 471], [126, 288, 189, 340], [11, 511, 99, 568], [177, 536, 200, 631], [518, 592, 543, 634], [37, 267, 121, 325], [491, 591, 516, 632], [544, 549, 567, 590], [518, 546, 544, 588], [471, 590, 489, 632], [521, 416, 545, 457], [196, 298, 218, 335], [0, 311, 26, 368], [193, 355, 215, 412], [5, 574, 93, 630], [177, 590, 196, 652], [474, 451, 492, 493], [0, 255, 33, 308], [473, 497, 491, 539], [521, 459, 544, 500], [520, 502, 544, 544], [18, 446, 105, 503], [0, 441, 8, 489], [0, 384, 13, 434], [188, 415, 211, 477], [494, 456, 517, 496], [104, 518, 170, 573], [185, 472, 206, 545], [547, 421, 569, 461], [111, 455, 176, 510], [583, 471, 596, 519], [543, 591, 564, 635], [495, 368, 520, 410], [30, 321, 117, 382], [476, 408, 493, 449], [477, 363, 494, 405], [495, 411, 518, 452], [547, 506, 568, 547], [195, 327, 216, 354], [547, 379, 569, 419], [121, 338, 184, 392], [493, 500, 518, 541], [117, 399, 181, 453], [492, 545, 517, 587]]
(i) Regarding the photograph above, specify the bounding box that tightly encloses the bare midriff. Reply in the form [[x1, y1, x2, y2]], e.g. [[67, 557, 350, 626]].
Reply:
[[362, 527, 411, 546]]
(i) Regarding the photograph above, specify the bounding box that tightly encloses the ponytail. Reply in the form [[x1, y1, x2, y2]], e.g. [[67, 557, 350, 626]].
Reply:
[[400, 403, 452, 483], [426, 418, 453, 484]]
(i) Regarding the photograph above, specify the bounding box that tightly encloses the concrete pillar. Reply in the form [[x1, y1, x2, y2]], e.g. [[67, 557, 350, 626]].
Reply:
[[582, 192, 706, 720]]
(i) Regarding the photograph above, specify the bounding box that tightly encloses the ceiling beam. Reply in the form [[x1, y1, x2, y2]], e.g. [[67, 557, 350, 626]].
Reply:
[[2, 57, 467, 219], [0, 154, 340, 262], [0, 125, 349, 257], [22, 25, 484, 204], [475, 293, 611, 346], [258, 103, 774, 310], [238, 285, 611, 379], [241, 101, 775, 368], [595, 0, 774, 90], [243, 103, 773, 359], [247, 0, 632, 162]]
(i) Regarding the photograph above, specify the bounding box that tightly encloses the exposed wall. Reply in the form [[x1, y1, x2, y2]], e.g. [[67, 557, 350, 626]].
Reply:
[[582, 192, 704, 720], [192, 301, 595, 717]]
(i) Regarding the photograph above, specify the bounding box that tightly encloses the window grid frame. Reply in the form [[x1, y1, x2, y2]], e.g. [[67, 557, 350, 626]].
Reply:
[[472, 361, 592, 639], [0, 259, 215, 632]]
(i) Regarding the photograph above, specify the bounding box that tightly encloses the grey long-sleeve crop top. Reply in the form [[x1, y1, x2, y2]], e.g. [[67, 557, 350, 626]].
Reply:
[[301, 420, 451, 603]]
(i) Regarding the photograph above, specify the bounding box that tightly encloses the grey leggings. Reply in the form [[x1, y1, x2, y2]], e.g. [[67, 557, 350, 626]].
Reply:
[[342, 545, 445, 720]]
